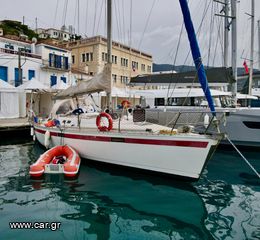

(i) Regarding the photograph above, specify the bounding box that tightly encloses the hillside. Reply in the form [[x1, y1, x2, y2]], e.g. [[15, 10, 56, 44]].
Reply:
[[0, 20, 38, 40]]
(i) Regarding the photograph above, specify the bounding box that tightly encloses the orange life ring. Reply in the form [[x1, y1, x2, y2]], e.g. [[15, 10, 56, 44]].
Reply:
[[96, 112, 113, 131]]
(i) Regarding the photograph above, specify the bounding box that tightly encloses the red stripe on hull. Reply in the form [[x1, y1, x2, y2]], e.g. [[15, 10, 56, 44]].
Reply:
[[35, 128, 208, 148]]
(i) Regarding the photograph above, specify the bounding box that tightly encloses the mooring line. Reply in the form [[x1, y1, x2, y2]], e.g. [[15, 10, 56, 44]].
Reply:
[[226, 136, 260, 179]]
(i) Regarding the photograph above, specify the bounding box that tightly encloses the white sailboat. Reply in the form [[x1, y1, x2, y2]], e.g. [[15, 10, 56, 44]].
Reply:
[[34, 0, 223, 181]]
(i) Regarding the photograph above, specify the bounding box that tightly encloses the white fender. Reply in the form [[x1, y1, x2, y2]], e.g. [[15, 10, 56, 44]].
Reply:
[[30, 127, 34, 136], [204, 113, 209, 128], [44, 130, 51, 149]]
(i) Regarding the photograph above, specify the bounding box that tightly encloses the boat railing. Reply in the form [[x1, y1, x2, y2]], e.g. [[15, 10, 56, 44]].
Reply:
[[114, 108, 227, 135]]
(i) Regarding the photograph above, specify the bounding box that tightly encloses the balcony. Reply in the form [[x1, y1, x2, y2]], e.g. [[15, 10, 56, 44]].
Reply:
[[0, 47, 41, 59], [41, 59, 71, 72]]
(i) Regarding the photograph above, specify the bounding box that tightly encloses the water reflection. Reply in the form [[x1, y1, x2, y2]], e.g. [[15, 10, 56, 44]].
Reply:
[[0, 143, 259, 240], [196, 177, 260, 240]]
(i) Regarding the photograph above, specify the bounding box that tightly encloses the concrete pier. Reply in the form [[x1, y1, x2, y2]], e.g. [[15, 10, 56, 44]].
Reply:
[[0, 118, 31, 144]]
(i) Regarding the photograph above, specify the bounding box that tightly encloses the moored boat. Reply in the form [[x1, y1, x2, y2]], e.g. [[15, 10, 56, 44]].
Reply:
[[29, 145, 81, 178], [33, 0, 224, 181]]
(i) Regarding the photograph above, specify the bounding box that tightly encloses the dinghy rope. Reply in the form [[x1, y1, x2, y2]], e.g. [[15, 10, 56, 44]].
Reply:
[[226, 136, 260, 179]]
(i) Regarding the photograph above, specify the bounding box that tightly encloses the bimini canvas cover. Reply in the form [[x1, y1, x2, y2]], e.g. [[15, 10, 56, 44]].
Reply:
[[0, 79, 20, 118], [54, 64, 111, 99]]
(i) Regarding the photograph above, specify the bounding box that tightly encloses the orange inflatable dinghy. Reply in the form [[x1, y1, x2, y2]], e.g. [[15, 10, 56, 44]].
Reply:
[[30, 145, 81, 178]]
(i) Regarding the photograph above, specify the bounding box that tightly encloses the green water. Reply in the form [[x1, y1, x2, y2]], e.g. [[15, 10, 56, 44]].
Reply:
[[0, 142, 259, 240]]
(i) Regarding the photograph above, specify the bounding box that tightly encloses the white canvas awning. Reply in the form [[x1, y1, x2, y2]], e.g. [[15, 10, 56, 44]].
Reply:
[[17, 78, 49, 91], [0, 80, 20, 118]]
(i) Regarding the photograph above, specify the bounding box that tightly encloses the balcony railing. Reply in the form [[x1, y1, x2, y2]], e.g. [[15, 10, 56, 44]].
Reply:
[[41, 59, 71, 72], [0, 48, 41, 59]]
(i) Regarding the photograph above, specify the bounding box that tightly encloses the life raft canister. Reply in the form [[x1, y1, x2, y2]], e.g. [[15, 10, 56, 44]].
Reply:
[[96, 112, 113, 131]]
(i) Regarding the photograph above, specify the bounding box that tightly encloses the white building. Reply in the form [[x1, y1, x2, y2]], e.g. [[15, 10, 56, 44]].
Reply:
[[35, 43, 72, 87], [0, 36, 72, 87], [0, 36, 73, 117], [37, 28, 71, 41], [0, 37, 41, 86]]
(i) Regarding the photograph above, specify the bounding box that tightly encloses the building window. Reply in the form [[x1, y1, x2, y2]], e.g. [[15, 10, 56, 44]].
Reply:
[[111, 55, 117, 64], [102, 52, 108, 62], [0, 66, 8, 82], [121, 58, 128, 67], [61, 76, 66, 83], [72, 55, 75, 64], [120, 76, 127, 84], [141, 64, 145, 72], [147, 65, 152, 72], [132, 61, 138, 71], [112, 74, 117, 83], [82, 53, 85, 62], [86, 52, 93, 62], [28, 70, 35, 80], [50, 75, 57, 86]]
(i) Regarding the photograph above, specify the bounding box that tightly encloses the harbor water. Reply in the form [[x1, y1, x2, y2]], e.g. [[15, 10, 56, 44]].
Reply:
[[0, 141, 259, 240]]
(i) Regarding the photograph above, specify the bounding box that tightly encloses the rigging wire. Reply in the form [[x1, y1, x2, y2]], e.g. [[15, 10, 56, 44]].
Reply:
[[121, 0, 127, 45], [114, 0, 121, 42], [104, 0, 107, 36], [212, 4, 224, 66], [77, 0, 80, 35], [129, 0, 132, 48], [85, 0, 89, 36], [92, 0, 99, 36], [73, 0, 78, 33], [166, 22, 185, 100], [96, 0, 104, 35], [116, 0, 123, 43], [138, 0, 157, 50], [53, 0, 59, 28], [62, 0, 68, 27], [207, 0, 215, 67]]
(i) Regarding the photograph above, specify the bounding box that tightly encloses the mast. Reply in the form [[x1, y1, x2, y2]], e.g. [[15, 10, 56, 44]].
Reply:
[[224, 0, 230, 67], [258, 20, 260, 71], [106, 0, 112, 108], [230, 0, 237, 107], [179, 0, 216, 116], [248, 0, 255, 95]]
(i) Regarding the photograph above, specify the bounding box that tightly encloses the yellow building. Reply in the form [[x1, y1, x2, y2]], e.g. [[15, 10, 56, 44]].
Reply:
[[60, 36, 153, 88]]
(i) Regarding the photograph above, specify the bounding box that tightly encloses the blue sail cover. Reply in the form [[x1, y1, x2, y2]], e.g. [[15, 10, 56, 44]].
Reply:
[[179, 0, 216, 116]]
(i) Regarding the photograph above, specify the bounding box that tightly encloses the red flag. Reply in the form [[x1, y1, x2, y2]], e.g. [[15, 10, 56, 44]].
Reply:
[[243, 60, 249, 74]]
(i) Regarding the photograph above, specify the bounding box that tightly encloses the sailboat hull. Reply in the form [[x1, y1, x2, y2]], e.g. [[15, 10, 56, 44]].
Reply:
[[34, 125, 219, 180]]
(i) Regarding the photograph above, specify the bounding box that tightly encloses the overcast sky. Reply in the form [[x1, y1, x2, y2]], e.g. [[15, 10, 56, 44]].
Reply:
[[0, 0, 259, 67]]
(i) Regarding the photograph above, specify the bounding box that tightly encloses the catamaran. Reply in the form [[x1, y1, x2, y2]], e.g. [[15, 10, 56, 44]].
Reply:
[[34, 0, 224, 181]]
